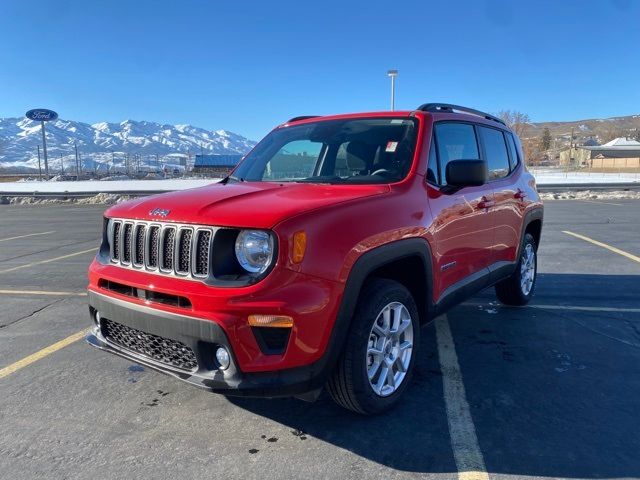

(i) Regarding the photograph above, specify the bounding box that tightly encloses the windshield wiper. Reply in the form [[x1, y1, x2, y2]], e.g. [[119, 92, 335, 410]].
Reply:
[[222, 175, 244, 184]]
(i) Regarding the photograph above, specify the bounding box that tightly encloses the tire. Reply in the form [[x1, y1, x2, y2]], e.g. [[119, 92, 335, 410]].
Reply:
[[327, 278, 420, 415], [495, 232, 537, 306]]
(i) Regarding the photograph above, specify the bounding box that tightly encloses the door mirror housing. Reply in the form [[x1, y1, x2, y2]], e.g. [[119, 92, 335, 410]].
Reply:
[[445, 160, 488, 188]]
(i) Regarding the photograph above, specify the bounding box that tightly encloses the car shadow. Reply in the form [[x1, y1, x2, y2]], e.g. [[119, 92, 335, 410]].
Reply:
[[228, 273, 640, 477]]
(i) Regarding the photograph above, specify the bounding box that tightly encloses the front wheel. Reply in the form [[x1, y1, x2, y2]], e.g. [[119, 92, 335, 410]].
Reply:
[[495, 232, 537, 306], [327, 278, 420, 415]]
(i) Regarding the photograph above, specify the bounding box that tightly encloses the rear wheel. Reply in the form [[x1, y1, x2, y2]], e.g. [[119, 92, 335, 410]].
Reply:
[[495, 232, 537, 306], [327, 278, 420, 414]]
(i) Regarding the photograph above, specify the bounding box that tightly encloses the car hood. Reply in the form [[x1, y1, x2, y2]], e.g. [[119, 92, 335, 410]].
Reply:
[[105, 181, 390, 228]]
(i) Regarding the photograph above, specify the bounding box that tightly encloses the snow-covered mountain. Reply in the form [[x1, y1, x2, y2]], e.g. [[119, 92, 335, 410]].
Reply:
[[0, 117, 256, 172]]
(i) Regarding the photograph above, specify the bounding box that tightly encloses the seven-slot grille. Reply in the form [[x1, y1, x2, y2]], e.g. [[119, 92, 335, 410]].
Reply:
[[108, 219, 214, 280]]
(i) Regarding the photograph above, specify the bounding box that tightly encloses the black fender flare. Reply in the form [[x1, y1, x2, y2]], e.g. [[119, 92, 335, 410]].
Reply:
[[518, 207, 544, 258], [340, 237, 434, 320], [321, 238, 434, 371]]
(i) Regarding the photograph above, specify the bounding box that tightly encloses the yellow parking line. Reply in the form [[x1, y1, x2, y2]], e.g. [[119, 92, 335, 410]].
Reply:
[[0, 329, 89, 379], [563, 231, 640, 264], [435, 315, 489, 480], [0, 247, 97, 274], [0, 289, 87, 297], [0, 231, 55, 242]]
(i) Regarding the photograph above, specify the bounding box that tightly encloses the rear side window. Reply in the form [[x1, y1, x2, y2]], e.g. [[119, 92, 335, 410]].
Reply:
[[505, 133, 519, 170], [434, 123, 479, 185], [478, 126, 510, 180]]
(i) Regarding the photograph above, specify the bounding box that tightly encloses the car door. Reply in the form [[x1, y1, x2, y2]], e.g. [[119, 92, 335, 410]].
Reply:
[[426, 122, 495, 302], [477, 126, 521, 269]]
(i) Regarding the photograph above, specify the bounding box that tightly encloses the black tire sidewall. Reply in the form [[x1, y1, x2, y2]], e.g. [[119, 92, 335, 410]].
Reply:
[[347, 279, 420, 414]]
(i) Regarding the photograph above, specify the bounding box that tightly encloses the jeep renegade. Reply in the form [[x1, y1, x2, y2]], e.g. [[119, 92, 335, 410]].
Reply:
[[87, 103, 543, 414]]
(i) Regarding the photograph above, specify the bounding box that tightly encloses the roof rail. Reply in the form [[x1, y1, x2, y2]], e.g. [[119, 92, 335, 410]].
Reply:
[[417, 103, 506, 126], [287, 115, 320, 123]]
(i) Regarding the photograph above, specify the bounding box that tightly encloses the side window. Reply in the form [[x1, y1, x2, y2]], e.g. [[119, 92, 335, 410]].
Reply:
[[263, 140, 322, 180], [505, 133, 519, 171], [479, 126, 510, 180], [426, 138, 438, 184], [434, 123, 479, 186]]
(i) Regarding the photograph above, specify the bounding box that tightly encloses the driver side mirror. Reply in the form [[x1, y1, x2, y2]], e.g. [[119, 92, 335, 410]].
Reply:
[[445, 159, 488, 188]]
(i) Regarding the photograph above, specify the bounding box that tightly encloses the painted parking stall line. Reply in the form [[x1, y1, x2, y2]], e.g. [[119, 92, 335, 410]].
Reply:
[[0, 247, 97, 274], [0, 329, 89, 379], [435, 315, 490, 480], [0, 231, 55, 242], [0, 289, 87, 297], [563, 230, 640, 264]]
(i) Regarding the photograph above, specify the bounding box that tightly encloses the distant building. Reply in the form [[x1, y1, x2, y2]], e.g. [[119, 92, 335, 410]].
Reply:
[[582, 137, 640, 158], [560, 137, 640, 168], [193, 154, 243, 176]]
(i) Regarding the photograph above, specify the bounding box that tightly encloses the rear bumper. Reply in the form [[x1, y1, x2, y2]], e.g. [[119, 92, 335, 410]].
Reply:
[[86, 290, 333, 397]]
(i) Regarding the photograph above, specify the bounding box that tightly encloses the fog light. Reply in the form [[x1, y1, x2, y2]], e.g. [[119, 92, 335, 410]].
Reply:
[[215, 347, 230, 370]]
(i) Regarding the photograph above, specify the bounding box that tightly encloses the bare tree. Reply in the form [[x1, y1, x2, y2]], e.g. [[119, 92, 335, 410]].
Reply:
[[602, 125, 625, 143], [497, 110, 531, 137]]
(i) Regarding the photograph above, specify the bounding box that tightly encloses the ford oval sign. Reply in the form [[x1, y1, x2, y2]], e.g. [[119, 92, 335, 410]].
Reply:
[[25, 109, 58, 122]]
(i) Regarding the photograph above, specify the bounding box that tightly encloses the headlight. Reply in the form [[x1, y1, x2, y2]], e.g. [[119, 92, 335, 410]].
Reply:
[[234, 230, 275, 274]]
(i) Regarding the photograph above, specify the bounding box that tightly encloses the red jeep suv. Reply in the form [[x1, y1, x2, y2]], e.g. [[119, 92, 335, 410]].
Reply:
[[87, 103, 543, 414]]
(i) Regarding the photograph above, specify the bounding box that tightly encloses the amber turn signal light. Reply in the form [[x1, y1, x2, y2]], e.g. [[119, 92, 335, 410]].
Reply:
[[248, 314, 294, 328], [291, 231, 307, 264]]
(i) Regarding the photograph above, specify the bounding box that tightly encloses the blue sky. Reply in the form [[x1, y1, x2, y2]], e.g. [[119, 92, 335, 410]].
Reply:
[[1, 0, 638, 140]]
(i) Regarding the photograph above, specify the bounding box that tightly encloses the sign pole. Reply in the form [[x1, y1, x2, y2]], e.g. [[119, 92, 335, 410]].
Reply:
[[37, 145, 42, 180], [41, 120, 50, 179], [74, 142, 80, 177]]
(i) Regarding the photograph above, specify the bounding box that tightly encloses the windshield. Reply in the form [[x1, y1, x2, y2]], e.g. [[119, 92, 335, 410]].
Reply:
[[231, 117, 418, 184]]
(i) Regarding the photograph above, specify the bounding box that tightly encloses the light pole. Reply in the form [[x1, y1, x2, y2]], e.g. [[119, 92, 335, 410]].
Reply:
[[387, 69, 398, 111]]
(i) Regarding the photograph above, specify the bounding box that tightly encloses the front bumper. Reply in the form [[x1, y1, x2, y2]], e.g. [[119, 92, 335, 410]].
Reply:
[[87, 290, 332, 397]]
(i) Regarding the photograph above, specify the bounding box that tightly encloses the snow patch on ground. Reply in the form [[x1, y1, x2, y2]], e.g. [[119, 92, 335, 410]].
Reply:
[[5, 193, 133, 205], [0, 178, 219, 193], [540, 190, 640, 201], [530, 169, 640, 185]]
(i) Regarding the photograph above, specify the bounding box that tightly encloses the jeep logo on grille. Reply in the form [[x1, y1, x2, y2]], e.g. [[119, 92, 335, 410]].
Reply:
[[149, 208, 171, 217]]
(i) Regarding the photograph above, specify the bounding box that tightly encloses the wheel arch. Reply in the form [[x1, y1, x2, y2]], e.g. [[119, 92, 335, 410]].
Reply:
[[519, 207, 544, 257], [338, 238, 434, 329]]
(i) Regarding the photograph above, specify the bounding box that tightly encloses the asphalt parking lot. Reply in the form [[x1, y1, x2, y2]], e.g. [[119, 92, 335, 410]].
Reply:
[[1, 200, 639, 480]]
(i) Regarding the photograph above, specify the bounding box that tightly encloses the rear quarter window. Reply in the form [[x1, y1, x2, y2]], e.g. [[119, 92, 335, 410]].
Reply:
[[505, 132, 520, 170], [478, 126, 510, 180]]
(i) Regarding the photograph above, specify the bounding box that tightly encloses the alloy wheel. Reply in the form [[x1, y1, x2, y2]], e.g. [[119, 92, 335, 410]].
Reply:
[[366, 301, 414, 397]]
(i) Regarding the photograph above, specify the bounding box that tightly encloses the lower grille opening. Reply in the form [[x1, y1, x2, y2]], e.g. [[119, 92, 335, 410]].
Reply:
[[98, 279, 192, 309], [252, 327, 291, 355], [99, 279, 135, 297], [146, 290, 192, 308], [101, 318, 198, 371]]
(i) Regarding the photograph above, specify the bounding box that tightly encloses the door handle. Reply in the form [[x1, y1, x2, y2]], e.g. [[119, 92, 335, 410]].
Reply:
[[477, 197, 495, 209]]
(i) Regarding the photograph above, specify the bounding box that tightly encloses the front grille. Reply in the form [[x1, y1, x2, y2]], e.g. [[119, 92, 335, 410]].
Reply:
[[160, 227, 176, 271], [112, 222, 121, 260], [148, 226, 160, 268], [108, 219, 214, 280], [134, 225, 146, 266], [101, 318, 198, 371], [194, 230, 211, 276], [177, 229, 193, 274], [122, 223, 133, 264]]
